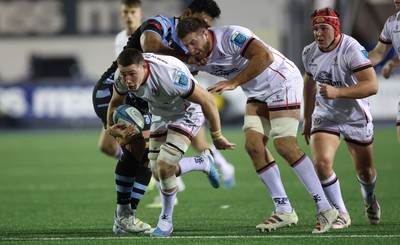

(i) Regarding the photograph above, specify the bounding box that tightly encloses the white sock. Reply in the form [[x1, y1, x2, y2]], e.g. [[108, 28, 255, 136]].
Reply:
[[158, 187, 178, 229], [179, 155, 208, 175], [358, 174, 377, 203], [291, 155, 332, 211], [321, 173, 348, 214], [257, 161, 292, 213]]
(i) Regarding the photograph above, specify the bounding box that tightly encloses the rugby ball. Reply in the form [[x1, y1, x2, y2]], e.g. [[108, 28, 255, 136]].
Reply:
[[113, 105, 145, 134]]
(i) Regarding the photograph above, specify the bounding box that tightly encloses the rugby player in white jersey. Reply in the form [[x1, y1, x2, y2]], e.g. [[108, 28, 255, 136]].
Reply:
[[302, 8, 380, 228], [114, 0, 236, 196], [177, 17, 338, 234], [93, 0, 235, 233], [108, 48, 235, 237], [368, 0, 400, 144]]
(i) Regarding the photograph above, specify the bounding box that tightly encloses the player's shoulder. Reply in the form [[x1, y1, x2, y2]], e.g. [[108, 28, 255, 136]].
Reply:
[[213, 25, 253, 46], [340, 34, 364, 52], [385, 11, 400, 24], [302, 42, 317, 58], [222, 25, 251, 35], [143, 15, 172, 27]]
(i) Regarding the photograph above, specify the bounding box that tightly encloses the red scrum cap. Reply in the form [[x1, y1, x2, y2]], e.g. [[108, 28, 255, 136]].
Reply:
[[312, 8, 341, 37]]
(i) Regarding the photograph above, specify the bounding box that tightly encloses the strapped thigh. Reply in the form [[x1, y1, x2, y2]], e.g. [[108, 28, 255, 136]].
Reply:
[[158, 134, 189, 166], [242, 115, 271, 136], [269, 117, 299, 139]]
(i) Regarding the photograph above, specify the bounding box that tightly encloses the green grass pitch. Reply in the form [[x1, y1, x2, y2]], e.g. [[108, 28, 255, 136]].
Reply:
[[0, 126, 399, 244]]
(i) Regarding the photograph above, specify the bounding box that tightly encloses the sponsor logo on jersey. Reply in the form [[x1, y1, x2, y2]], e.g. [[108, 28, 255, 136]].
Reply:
[[210, 65, 239, 77], [230, 31, 248, 48], [149, 21, 163, 31], [315, 71, 342, 86], [394, 24, 400, 33], [303, 47, 310, 56], [173, 70, 189, 88]]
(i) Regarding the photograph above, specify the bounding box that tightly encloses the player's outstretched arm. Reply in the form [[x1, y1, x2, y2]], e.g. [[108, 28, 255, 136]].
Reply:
[[188, 83, 236, 150]]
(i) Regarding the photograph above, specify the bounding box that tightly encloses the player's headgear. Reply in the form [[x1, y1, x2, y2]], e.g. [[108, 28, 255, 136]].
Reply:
[[312, 8, 341, 38]]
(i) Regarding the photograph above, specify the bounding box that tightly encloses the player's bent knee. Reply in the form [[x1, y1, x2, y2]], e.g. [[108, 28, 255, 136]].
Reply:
[[160, 175, 178, 190], [158, 144, 183, 166], [242, 115, 271, 136], [270, 117, 299, 139], [158, 134, 189, 165]]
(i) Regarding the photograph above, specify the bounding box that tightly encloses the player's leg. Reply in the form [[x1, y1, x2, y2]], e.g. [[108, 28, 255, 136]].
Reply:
[[177, 148, 220, 188], [113, 153, 150, 233], [191, 126, 236, 189], [310, 130, 350, 229], [99, 127, 123, 158], [243, 102, 297, 232], [270, 109, 337, 233], [149, 131, 189, 237], [345, 123, 380, 225], [113, 132, 152, 233]]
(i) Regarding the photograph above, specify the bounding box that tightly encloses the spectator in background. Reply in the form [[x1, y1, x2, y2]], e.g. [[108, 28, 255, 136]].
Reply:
[[177, 17, 338, 234], [302, 8, 380, 228], [368, 0, 400, 144]]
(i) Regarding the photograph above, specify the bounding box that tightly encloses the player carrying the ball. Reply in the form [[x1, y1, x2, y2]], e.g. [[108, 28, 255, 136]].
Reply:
[[92, 0, 228, 234], [108, 48, 235, 237]]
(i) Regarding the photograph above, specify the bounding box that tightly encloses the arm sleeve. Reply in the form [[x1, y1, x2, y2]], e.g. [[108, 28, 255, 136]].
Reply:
[[346, 42, 372, 73]]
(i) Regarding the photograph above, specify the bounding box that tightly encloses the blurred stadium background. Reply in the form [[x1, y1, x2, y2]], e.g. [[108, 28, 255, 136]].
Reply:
[[0, 0, 398, 129]]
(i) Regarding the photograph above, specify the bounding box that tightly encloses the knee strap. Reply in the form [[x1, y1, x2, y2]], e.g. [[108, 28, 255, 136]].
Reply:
[[270, 117, 299, 139], [148, 139, 163, 173], [242, 115, 271, 136]]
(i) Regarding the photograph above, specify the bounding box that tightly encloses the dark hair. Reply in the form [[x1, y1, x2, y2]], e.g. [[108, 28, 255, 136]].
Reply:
[[187, 0, 221, 19], [117, 48, 144, 67], [177, 17, 209, 40], [121, 0, 141, 7]]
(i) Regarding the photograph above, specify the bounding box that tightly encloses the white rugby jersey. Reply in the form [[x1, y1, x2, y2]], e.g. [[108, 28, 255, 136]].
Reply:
[[379, 11, 400, 56], [114, 53, 202, 117], [302, 34, 373, 125], [115, 30, 129, 57], [196, 25, 301, 97]]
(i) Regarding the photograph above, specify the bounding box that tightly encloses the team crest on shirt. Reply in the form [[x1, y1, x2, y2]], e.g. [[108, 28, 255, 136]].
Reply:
[[359, 48, 369, 60], [151, 87, 159, 96], [173, 70, 189, 88], [230, 31, 248, 48]]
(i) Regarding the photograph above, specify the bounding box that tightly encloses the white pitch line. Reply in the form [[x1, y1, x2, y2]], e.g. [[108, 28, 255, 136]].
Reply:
[[1, 234, 400, 241]]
